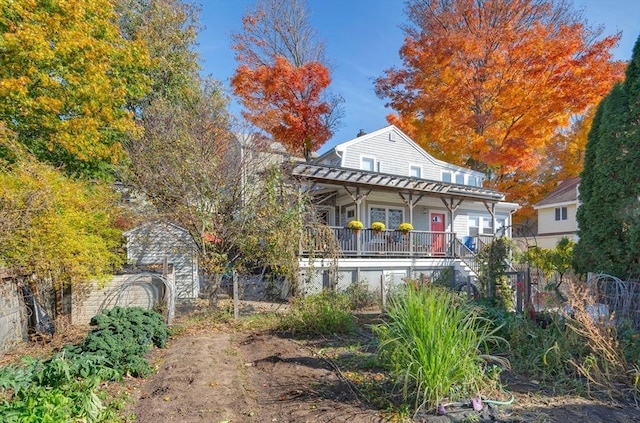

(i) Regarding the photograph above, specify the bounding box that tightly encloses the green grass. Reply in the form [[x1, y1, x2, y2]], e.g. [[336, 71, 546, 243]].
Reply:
[[374, 286, 507, 413]]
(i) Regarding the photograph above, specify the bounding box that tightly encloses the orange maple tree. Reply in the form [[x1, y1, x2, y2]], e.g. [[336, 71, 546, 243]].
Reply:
[[232, 56, 332, 159], [230, 0, 339, 160], [375, 0, 624, 213]]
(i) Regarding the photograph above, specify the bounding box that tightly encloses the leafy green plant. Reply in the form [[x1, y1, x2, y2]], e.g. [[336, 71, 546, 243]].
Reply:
[[477, 237, 513, 309], [278, 290, 356, 335], [0, 307, 169, 422], [69, 306, 169, 377], [374, 286, 507, 413]]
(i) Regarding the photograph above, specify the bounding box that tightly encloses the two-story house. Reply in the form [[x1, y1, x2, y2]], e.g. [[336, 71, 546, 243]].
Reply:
[[289, 125, 519, 293], [533, 177, 580, 249]]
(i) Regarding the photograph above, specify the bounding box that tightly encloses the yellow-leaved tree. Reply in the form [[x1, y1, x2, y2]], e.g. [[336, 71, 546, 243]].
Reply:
[[0, 0, 150, 178], [0, 146, 125, 305]]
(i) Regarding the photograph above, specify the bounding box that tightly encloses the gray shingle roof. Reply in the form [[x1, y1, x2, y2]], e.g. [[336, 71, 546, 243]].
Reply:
[[535, 177, 580, 207]]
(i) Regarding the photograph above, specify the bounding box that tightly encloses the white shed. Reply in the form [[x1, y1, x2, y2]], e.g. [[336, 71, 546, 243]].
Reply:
[[124, 221, 200, 300]]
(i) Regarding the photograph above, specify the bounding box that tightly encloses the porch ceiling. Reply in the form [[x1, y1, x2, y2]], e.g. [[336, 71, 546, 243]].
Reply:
[[290, 163, 505, 203]]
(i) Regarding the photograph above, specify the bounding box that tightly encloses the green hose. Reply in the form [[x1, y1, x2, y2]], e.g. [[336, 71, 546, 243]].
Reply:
[[483, 393, 515, 406]]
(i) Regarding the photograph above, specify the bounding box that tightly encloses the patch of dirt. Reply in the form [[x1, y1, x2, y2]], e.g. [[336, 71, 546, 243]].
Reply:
[[129, 313, 640, 423], [131, 328, 387, 423]]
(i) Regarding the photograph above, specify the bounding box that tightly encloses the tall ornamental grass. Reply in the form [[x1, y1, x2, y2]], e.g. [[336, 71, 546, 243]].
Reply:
[[375, 286, 507, 413]]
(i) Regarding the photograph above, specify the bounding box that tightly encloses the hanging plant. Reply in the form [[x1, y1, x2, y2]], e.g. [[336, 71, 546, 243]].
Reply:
[[398, 222, 413, 233], [371, 221, 386, 233], [346, 220, 364, 230]]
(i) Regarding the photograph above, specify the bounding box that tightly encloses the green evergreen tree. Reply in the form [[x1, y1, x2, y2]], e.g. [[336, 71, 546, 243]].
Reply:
[[574, 36, 640, 278]]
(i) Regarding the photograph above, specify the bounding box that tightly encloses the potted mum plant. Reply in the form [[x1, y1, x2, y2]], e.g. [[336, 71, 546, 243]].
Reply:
[[398, 222, 413, 235], [347, 220, 364, 234], [371, 221, 386, 234]]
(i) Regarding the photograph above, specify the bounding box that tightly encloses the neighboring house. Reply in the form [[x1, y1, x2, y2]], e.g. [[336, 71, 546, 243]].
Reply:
[[290, 125, 520, 291], [533, 177, 580, 249]]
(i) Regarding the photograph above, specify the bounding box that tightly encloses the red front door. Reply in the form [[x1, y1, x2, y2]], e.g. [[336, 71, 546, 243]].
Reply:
[[431, 213, 445, 255]]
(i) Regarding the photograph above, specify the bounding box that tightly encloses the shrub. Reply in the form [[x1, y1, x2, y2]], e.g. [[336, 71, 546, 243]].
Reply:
[[278, 291, 356, 335], [344, 280, 378, 310], [68, 306, 169, 377], [374, 286, 507, 413]]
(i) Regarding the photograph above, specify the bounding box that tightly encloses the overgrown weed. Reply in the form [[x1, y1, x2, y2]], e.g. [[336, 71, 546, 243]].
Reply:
[[277, 290, 356, 335]]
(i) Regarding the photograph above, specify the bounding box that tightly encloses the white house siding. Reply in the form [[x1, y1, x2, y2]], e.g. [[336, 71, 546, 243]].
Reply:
[[72, 274, 166, 325], [125, 223, 199, 300], [336, 127, 482, 185], [343, 132, 435, 176]]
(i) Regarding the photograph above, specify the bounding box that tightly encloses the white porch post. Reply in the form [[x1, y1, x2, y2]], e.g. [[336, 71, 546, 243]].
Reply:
[[345, 186, 371, 255], [482, 201, 497, 235]]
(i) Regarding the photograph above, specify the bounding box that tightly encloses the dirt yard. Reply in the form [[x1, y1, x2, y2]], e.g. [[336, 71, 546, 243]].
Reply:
[[125, 306, 640, 423]]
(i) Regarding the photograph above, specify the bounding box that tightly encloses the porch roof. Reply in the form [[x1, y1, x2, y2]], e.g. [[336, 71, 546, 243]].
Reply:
[[290, 163, 505, 202]]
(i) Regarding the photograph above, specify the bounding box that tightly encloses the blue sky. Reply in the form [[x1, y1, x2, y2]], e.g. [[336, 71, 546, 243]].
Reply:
[[197, 0, 640, 153]]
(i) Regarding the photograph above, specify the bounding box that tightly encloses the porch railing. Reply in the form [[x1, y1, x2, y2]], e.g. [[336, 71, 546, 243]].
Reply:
[[301, 227, 459, 258]]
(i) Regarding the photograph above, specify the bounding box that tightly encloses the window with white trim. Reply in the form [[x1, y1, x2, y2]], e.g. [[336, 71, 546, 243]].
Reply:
[[555, 206, 568, 221], [468, 216, 480, 236], [468, 175, 480, 187], [410, 165, 422, 178], [468, 215, 496, 236], [441, 171, 452, 183], [370, 206, 404, 229], [455, 173, 465, 184], [361, 157, 375, 172]]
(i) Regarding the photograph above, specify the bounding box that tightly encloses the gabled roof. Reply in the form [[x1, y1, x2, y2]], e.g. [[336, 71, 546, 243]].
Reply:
[[534, 177, 580, 208], [124, 221, 196, 248], [316, 125, 485, 177]]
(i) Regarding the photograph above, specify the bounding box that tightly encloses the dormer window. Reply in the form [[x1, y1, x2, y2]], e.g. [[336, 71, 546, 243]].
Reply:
[[442, 171, 452, 183], [410, 165, 422, 178]]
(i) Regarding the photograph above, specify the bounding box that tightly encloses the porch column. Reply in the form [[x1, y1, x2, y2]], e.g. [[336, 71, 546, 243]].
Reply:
[[482, 201, 497, 235], [441, 197, 463, 232], [398, 192, 423, 225], [399, 193, 423, 256], [345, 187, 371, 255], [344, 186, 371, 222], [442, 197, 463, 255]]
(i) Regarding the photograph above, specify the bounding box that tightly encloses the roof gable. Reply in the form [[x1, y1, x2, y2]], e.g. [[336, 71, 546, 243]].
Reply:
[[319, 125, 484, 177], [534, 177, 580, 208], [124, 221, 196, 248]]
